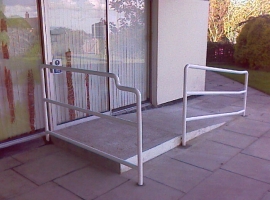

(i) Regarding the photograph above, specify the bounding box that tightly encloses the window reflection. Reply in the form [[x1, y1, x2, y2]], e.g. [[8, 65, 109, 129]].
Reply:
[[47, 0, 107, 63], [0, 0, 43, 141], [46, 0, 109, 123]]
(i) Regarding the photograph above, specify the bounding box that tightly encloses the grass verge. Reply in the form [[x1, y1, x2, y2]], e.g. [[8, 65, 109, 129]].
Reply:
[[208, 64, 270, 95]]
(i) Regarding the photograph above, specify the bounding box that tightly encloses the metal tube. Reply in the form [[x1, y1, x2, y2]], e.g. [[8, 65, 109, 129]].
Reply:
[[40, 64, 144, 186], [136, 91, 143, 186], [40, 64, 138, 97], [243, 72, 249, 116], [40, 68, 50, 141], [182, 64, 249, 146], [44, 99, 137, 127], [186, 110, 245, 122], [187, 90, 246, 96], [182, 65, 188, 146], [188, 64, 248, 75]]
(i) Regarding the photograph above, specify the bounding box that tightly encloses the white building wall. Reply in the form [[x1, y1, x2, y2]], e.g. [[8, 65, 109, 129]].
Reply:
[[151, 0, 209, 105]]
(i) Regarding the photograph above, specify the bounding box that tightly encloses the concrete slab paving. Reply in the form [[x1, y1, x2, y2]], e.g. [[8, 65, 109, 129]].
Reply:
[[0, 156, 21, 172], [222, 153, 270, 184], [54, 166, 128, 200], [14, 150, 90, 185], [95, 177, 184, 200], [189, 95, 242, 113], [180, 169, 270, 200], [264, 129, 270, 138], [0, 138, 46, 159], [206, 128, 258, 149], [223, 117, 270, 137], [247, 93, 270, 104], [136, 155, 211, 193], [246, 110, 270, 124], [242, 137, 270, 161], [0, 170, 37, 199], [261, 192, 270, 200], [172, 140, 240, 171], [11, 182, 81, 200], [12, 144, 61, 163]]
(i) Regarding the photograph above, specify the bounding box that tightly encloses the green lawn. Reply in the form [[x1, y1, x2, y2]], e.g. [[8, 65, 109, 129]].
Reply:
[[207, 64, 270, 95]]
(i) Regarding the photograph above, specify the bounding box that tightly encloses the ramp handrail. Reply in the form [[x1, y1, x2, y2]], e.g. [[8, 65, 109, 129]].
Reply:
[[40, 64, 143, 185], [182, 64, 248, 146]]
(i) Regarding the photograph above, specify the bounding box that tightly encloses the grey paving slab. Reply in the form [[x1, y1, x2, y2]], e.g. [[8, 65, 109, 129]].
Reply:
[[11, 182, 81, 200], [222, 153, 270, 184], [207, 129, 257, 149], [188, 96, 239, 113], [54, 166, 128, 200], [12, 144, 61, 163], [264, 129, 270, 138], [95, 177, 184, 200], [246, 110, 270, 124], [223, 117, 270, 137], [0, 170, 37, 199], [0, 138, 46, 159], [0, 156, 21, 172], [14, 151, 89, 185], [242, 137, 270, 161], [138, 156, 211, 193], [207, 82, 245, 92], [261, 192, 270, 200], [122, 108, 183, 134], [180, 169, 270, 200], [247, 93, 270, 104], [172, 140, 240, 171]]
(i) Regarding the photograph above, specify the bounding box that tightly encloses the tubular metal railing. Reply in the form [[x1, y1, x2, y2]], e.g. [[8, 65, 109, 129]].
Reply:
[[40, 64, 143, 186], [182, 64, 249, 146]]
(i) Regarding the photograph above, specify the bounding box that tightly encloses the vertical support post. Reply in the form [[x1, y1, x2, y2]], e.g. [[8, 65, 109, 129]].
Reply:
[[40, 67, 50, 140], [243, 72, 249, 116], [136, 91, 143, 186], [182, 64, 189, 146]]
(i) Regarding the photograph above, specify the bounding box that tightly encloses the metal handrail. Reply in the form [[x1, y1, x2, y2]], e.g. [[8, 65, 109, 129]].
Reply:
[[40, 64, 143, 186], [182, 64, 248, 146]]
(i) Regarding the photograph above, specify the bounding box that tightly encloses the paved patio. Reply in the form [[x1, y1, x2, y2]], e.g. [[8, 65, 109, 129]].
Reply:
[[1, 71, 270, 200]]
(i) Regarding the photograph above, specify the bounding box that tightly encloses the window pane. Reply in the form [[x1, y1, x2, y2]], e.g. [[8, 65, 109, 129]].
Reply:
[[0, 0, 43, 141], [45, 0, 109, 124], [108, 0, 148, 109]]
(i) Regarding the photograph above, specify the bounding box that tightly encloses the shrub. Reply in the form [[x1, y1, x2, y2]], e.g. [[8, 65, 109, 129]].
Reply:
[[207, 42, 234, 64], [234, 15, 270, 70]]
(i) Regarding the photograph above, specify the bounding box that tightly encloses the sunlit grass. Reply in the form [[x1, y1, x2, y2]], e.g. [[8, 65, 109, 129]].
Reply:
[[208, 63, 270, 95]]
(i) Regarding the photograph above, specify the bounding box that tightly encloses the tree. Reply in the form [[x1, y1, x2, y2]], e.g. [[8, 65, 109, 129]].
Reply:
[[234, 15, 270, 70], [208, 0, 270, 43], [109, 0, 146, 58], [224, 0, 270, 43], [208, 0, 230, 42], [109, 0, 145, 30]]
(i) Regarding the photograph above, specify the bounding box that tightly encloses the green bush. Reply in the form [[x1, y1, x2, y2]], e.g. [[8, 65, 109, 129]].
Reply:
[[207, 42, 235, 64], [234, 15, 270, 70]]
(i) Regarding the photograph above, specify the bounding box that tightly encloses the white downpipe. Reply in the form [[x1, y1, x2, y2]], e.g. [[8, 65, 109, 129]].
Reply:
[[182, 64, 249, 146]]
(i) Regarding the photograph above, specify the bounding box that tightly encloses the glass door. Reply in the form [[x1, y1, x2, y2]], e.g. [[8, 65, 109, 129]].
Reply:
[[41, 0, 149, 129], [108, 0, 149, 110], [42, 0, 109, 127], [0, 0, 44, 142]]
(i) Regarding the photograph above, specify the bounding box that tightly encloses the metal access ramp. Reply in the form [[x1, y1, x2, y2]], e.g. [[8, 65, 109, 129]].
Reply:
[[40, 64, 144, 185]]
